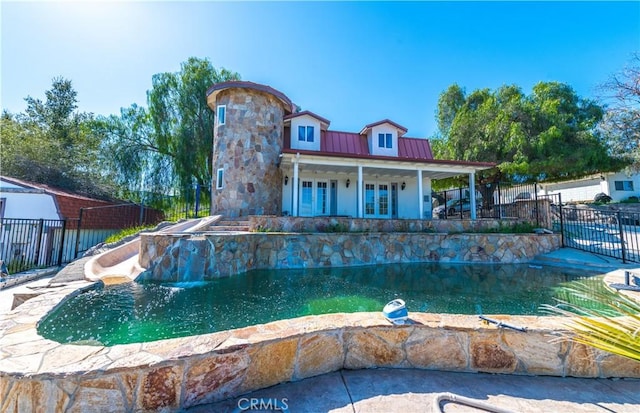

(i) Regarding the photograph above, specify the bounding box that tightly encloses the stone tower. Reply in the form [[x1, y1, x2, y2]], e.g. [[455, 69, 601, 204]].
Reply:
[[206, 81, 293, 217]]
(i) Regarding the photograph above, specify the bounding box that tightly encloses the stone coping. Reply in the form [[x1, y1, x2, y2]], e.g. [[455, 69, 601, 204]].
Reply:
[[1, 267, 640, 411]]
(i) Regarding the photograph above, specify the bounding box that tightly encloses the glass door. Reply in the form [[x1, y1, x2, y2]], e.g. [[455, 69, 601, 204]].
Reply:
[[391, 183, 398, 218], [364, 183, 376, 217], [316, 181, 328, 215], [299, 180, 313, 216], [330, 180, 338, 216], [378, 184, 389, 217]]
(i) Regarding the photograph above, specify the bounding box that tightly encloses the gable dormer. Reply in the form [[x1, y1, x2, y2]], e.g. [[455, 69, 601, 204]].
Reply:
[[359, 119, 408, 157], [284, 111, 330, 152]]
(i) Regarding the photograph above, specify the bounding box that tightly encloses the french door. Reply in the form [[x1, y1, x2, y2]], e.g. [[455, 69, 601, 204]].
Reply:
[[299, 179, 329, 216], [364, 182, 390, 218]]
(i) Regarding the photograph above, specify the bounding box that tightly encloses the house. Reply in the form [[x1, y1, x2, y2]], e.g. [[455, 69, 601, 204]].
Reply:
[[205, 81, 494, 219], [0, 176, 162, 268], [538, 171, 640, 203]]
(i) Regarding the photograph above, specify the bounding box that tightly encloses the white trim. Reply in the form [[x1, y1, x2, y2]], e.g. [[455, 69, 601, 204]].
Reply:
[[216, 168, 224, 189], [417, 170, 423, 219], [357, 166, 363, 218], [217, 105, 226, 126], [292, 160, 299, 216]]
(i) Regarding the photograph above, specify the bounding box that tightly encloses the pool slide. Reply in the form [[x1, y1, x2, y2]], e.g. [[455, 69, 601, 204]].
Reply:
[[84, 216, 222, 284]]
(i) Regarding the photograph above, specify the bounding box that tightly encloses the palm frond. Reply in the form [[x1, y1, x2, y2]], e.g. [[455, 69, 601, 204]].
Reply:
[[542, 280, 640, 362]]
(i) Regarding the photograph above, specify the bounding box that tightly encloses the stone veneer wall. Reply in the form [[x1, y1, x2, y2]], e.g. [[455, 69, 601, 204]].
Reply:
[[1, 283, 639, 412], [249, 215, 529, 233], [211, 88, 285, 217], [138, 232, 561, 281]]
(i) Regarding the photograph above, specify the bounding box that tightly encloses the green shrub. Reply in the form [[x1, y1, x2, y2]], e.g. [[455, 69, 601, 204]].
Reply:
[[104, 225, 157, 244]]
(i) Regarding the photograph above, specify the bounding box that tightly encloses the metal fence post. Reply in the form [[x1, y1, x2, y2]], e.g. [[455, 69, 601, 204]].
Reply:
[[617, 211, 627, 263], [497, 182, 502, 219], [74, 209, 84, 259], [558, 194, 565, 247], [57, 219, 67, 266], [195, 184, 201, 218], [534, 182, 539, 226], [34, 219, 44, 266]]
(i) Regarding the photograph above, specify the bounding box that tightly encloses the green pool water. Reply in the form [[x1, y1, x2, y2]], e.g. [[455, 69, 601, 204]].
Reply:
[[37, 262, 603, 346]]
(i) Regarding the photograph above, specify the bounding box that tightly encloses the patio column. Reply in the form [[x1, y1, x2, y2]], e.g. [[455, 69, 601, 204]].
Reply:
[[469, 172, 477, 220], [292, 158, 299, 217], [357, 165, 363, 218], [417, 169, 423, 219]]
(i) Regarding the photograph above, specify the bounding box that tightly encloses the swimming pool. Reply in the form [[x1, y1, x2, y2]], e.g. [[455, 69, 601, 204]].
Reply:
[[37, 262, 603, 346]]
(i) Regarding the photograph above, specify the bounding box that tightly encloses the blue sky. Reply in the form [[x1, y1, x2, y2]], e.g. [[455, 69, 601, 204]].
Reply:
[[2, 1, 639, 138]]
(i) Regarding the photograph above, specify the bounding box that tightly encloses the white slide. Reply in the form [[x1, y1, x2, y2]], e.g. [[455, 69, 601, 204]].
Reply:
[[84, 216, 221, 284]]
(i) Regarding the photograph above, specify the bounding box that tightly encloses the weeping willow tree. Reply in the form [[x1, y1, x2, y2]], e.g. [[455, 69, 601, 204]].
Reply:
[[96, 57, 240, 204], [542, 280, 640, 362]]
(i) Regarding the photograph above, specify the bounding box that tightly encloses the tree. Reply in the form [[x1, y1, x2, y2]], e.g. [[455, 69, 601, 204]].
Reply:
[[147, 57, 239, 191], [1, 78, 114, 198], [101, 57, 240, 200], [433, 81, 626, 187], [599, 53, 640, 171]]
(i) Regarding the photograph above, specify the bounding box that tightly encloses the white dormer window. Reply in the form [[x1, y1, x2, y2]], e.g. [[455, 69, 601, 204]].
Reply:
[[378, 133, 392, 149], [217, 105, 226, 125], [298, 126, 314, 142]]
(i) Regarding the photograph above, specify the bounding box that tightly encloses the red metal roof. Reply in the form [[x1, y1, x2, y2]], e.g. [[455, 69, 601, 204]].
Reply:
[[283, 110, 331, 126], [312, 131, 434, 161], [398, 137, 433, 160], [320, 131, 370, 156], [206, 80, 294, 114], [359, 119, 408, 136]]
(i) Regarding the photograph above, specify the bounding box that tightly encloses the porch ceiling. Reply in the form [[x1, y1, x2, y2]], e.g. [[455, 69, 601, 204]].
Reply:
[[279, 153, 492, 180]]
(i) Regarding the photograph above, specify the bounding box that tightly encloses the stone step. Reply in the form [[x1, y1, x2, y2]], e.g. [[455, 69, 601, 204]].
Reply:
[[212, 225, 250, 232], [217, 220, 250, 227]]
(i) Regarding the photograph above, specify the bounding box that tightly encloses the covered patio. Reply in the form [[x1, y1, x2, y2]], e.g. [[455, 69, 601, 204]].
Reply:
[[279, 152, 494, 220]]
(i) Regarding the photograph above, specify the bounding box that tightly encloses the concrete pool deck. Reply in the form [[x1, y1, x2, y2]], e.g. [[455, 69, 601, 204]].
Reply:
[[1, 248, 639, 412]]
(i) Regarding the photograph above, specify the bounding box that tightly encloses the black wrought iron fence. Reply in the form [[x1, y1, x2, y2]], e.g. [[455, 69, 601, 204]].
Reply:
[[559, 205, 640, 263], [0, 218, 78, 273], [148, 185, 210, 221], [433, 182, 547, 224]]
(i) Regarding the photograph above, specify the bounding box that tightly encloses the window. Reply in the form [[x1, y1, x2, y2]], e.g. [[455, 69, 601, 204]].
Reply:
[[298, 125, 314, 142], [217, 105, 226, 125], [378, 133, 392, 148], [614, 180, 634, 191], [216, 168, 224, 189], [0, 198, 5, 219]]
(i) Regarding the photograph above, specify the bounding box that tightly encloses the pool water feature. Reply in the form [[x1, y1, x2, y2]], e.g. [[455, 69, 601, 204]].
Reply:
[[38, 262, 602, 346]]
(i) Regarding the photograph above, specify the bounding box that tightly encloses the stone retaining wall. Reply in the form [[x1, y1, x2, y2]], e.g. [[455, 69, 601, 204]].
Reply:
[[1, 283, 639, 412], [249, 216, 528, 234], [139, 232, 561, 281]]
